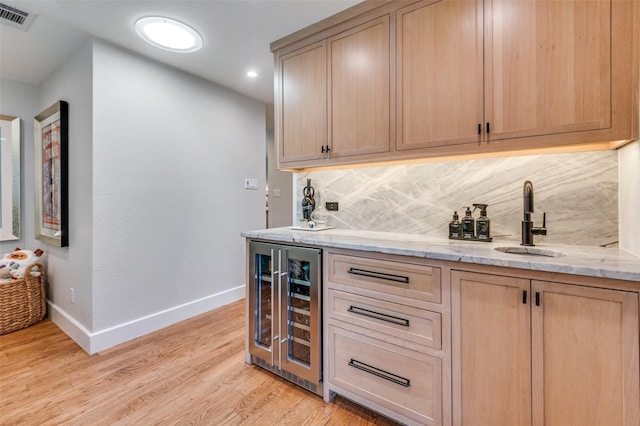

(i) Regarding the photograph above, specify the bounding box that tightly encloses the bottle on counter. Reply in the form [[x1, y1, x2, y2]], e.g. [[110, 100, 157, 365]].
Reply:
[[462, 206, 475, 239], [301, 179, 316, 220], [449, 211, 462, 239], [474, 203, 491, 240]]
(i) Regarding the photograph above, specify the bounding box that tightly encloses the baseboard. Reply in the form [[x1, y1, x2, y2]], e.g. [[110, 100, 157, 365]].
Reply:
[[48, 285, 245, 354], [48, 301, 93, 353]]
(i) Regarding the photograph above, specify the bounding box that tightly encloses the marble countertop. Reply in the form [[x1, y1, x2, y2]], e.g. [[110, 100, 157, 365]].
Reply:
[[241, 227, 640, 282]]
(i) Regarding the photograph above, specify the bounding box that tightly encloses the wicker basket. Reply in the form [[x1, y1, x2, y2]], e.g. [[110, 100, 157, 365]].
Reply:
[[0, 263, 46, 335]]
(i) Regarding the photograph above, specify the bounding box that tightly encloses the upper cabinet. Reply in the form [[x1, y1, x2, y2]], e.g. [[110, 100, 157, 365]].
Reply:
[[329, 16, 391, 159], [272, 0, 638, 170], [484, 0, 615, 142], [397, 0, 484, 151], [275, 12, 392, 168], [279, 42, 327, 164]]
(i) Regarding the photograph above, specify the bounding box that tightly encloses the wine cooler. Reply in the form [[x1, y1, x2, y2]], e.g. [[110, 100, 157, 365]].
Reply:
[[248, 241, 322, 396]]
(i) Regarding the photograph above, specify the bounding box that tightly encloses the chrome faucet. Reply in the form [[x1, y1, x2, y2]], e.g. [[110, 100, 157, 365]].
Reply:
[[522, 180, 547, 246]]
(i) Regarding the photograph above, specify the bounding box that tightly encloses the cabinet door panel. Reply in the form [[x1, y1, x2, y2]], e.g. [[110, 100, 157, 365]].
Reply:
[[485, 0, 611, 141], [452, 270, 531, 426], [531, 281, 640, 426], [280, 42, 327, 163], [397, 0, 483, 150], [329, 16, 390, 158]]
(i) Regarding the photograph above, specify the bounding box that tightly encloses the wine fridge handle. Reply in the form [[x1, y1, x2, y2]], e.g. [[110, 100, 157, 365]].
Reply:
[[270, 249, 275, 366], [278, 249, 284, 369]]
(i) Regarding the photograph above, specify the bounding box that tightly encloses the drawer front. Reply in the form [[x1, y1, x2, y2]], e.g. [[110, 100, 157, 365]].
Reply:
[[327, 253, 441, 304], [329, 325, 442, 425], [328, 288, 442, 350]]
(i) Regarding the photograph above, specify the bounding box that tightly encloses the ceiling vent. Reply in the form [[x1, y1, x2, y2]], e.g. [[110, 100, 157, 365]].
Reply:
[[0, 2, 36, 31]]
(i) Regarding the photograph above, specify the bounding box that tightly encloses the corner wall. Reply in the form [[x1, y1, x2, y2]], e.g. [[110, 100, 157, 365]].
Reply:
[[619, 143, 640, 257], [90, 40, 265, 351], [38, 40, 94, 338]]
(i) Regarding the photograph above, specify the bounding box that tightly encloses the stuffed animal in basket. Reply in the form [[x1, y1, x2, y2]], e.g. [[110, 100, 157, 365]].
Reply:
[[0, 248, 44, 280]]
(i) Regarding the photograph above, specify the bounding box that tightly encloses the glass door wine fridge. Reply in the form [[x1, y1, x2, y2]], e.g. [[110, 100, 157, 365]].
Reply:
[[248, 241, 322, 396]]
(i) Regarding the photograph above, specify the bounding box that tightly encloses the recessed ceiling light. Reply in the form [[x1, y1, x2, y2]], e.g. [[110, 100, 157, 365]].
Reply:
[[135, 17, 202, 53], [247, 70, 258, 78]]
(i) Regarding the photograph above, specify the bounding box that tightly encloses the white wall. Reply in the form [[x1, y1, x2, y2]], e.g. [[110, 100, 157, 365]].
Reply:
[[38, 40, 94, 337], [267, 127, 293, 228], [90, 40, 265, 350], [4, 39, 266, 353], [619, 142, 640, 256], [0, 78, 38, 254]]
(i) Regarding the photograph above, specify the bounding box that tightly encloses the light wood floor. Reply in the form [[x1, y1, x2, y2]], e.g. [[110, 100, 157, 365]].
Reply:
[[0, 299, 399, 425]]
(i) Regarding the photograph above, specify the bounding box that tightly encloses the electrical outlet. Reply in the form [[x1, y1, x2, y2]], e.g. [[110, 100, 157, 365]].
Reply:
[[326, 202, 339, 211], [70, 288, 76, 304]]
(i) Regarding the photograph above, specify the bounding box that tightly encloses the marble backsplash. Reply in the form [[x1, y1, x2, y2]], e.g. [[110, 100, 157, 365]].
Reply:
[[295, 151, 618, 247]]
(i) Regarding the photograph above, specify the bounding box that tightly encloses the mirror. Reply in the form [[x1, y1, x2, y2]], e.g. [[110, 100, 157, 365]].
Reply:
[[0, 114, 21, 241]]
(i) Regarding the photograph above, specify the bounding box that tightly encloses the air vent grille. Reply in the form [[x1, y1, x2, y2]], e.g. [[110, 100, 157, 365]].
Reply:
[[0, 2, 35, 31]]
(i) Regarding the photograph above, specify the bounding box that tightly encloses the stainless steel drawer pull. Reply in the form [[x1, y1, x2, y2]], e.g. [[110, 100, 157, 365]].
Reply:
[[348, 305, 410, 327], [347, 268, 410, 284], [348, 359, 410, 387]]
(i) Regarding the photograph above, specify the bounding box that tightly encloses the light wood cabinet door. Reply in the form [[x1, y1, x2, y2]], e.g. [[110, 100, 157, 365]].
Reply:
[[279, 41, 327, 164], [451, 270, 532, 426], [397, 0, 484, 151], [329, 16, 391, 158], [531, 281, 640, 426], [485, 0, 612, 141]]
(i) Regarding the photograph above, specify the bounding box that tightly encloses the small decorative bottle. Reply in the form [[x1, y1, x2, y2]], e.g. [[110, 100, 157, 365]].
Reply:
[[310, 190, 330, 227], [461, 207, 475, 239], [474, 204, 491, 240], [449, 211, 462, 239]]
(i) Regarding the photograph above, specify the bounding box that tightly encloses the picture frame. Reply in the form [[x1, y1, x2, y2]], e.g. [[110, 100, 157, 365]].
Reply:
[[34, 100, 68, 247], [0, 114, 21, 241]]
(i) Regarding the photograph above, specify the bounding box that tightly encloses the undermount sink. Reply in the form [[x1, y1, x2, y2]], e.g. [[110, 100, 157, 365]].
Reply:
[[494, 246, 566, 258]]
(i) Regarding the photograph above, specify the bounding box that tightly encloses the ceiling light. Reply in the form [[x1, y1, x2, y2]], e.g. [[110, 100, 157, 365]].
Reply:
[[135, 17, 202, 53], [247, 70, 258, 78]]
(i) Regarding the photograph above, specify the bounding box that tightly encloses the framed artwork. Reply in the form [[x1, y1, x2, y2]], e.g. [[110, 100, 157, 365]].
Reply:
[[0, 114, 21, 241], [34, 101, 68, 247]]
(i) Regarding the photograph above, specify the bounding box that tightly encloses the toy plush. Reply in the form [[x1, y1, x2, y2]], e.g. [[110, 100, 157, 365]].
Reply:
[[0, 248, 44, 279]]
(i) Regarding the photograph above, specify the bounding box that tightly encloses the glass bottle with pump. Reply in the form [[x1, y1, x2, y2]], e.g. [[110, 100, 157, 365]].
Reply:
[[461, 207, 475, 239], [449, 211, 462, 239], [474, 203, 491, 240]]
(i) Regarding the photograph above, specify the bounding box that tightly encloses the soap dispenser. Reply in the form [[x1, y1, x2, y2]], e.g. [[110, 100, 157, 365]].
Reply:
[[449, 211, 462, 239], [461, 207, 475, 239], [474, 203, 491, 240]]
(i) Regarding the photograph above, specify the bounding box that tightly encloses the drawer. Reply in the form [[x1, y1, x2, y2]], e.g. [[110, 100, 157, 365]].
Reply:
[[327, 252, 441, 304], [328, 288, 442, 350], [328, 325, 442, 425]]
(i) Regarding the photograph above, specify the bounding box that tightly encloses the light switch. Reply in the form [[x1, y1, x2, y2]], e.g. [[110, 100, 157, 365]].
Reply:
[[273, 189, 281, 197], [244, 178, 259, 190]]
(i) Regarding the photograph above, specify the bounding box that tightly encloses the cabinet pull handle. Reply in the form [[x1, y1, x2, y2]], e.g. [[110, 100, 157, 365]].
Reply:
[[348, 359, 410, 387], [321, 145, 331, 154], [535, 292, 540, 306], [523, 290, 527, 304], [348, 305, 410, 327], [347, 267, 409, 284], [486, 122, 490, 134], [478, 123, 482, 135], [321, 146, 326, 153]]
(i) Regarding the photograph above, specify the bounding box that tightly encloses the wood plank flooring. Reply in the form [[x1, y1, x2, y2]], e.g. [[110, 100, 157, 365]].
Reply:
[[0, 299, 399, 425]]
